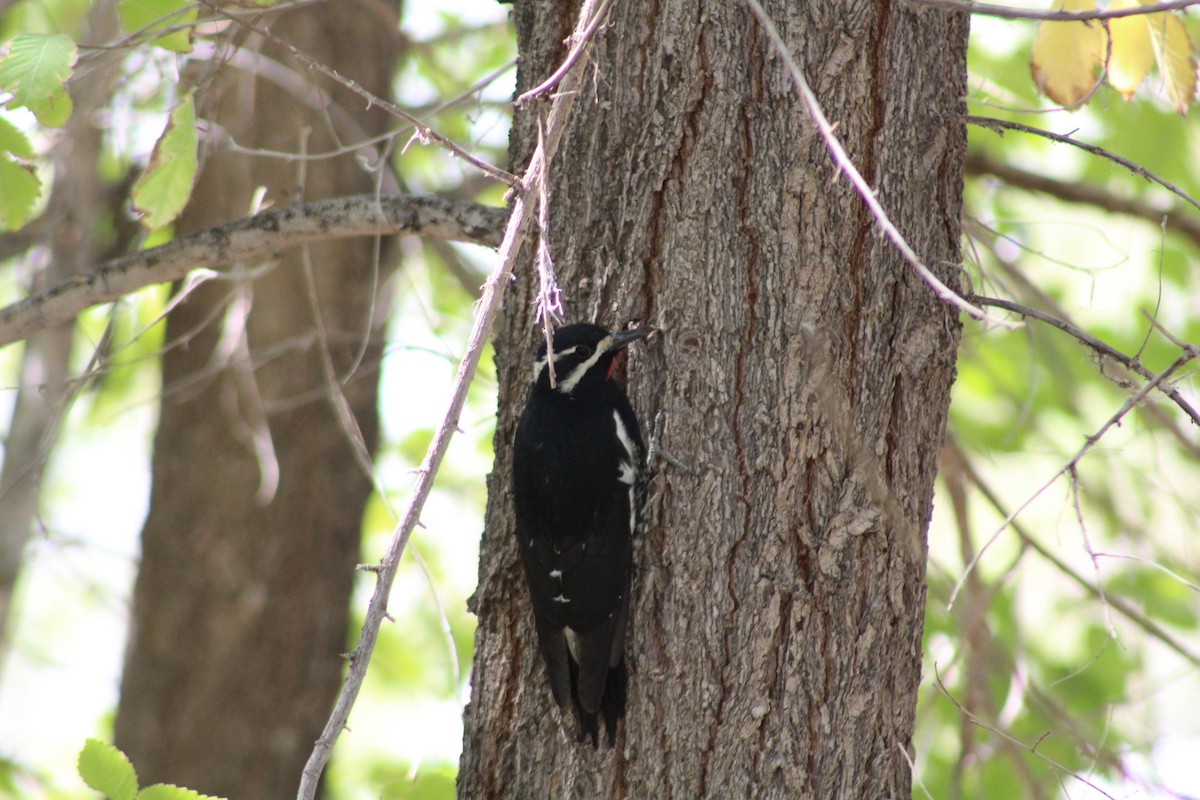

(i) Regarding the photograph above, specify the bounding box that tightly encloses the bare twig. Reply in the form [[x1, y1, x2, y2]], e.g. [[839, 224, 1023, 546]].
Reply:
[[971, 295, 1200, 426], [949, 349, 1198, 608], [295, 1, 610, 795], [516, 0, 615, 105], [744, 0, 1001, 323], [949, 440, 1200, 667], [967, 117, 1200, 216], [534, 114, 562, 388], [0, 194, 507, 350], [197, 0, 518, 186], [908, 0, 1200, 21], [932, 666, 1118, 800]]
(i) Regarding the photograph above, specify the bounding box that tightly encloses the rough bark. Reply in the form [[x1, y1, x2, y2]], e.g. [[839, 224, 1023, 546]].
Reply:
[[461, 1, 967, 798], [112, 4, 402, 798]]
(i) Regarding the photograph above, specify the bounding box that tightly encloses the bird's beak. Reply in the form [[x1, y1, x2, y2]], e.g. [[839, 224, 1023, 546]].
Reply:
[[609, 327, 654, 352]]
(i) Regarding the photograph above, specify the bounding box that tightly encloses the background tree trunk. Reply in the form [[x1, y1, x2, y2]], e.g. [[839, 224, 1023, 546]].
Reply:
[[112, 5, 402, 798], [461, 1, 967, 797], [0, 0, 124, 655]]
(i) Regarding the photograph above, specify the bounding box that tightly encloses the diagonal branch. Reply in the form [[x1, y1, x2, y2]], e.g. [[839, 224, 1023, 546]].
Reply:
[[744, 0, 1002, 323], [197, 0, 518, 186], [972, 295, 1200, 426], [295, 0, 615, 796], [948, 441, 1200, 668], [949, 347, 1198, 608], [967, 152, 1200, 250], [967, 116, 1200, 216], [0, 194, 507, 350]]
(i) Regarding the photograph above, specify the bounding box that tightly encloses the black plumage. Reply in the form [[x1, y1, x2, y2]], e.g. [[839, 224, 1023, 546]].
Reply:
[[511, 323, 650, 746]]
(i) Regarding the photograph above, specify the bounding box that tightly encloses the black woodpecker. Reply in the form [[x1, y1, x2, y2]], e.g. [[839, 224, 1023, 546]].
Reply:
[[512, 322, 652, 746]]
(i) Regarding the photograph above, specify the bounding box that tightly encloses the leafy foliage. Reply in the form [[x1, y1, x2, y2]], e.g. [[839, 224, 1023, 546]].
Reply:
[[117, 0, 196, 54], [0, 33, 77, 126], [0, 113, 40, 229], [78, 738, 227, 800], [130, 91, 197, 230], [78, 740, 138, 800], [1029, 0, 1198, 112]]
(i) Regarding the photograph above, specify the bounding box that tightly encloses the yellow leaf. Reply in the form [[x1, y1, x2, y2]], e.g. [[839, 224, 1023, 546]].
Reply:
[[1142, 4, 1198, 114], [1107, 0, 1155, 96], [1031, 0, 1106, 108]]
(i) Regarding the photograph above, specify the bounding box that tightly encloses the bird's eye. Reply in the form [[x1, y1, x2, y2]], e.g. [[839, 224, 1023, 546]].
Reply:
[[576, 345, 593, 358]]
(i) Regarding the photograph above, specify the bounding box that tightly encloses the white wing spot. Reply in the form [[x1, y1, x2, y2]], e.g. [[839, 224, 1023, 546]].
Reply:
[[613, 410, 640, 534], [549, 569, 562, 579], [565, 627, 581, 660], [613, 410, 637, 461], [553, 594, 571, 604]]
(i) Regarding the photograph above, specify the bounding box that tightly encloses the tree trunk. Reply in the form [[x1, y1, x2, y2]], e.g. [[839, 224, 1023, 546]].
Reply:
[[112, 5, 402, 798], [461, 2, 966, 797]]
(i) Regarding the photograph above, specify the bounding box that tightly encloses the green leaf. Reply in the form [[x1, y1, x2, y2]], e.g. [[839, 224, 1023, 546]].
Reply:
[[132, 91, 197, 230], [0, 114, 40, 229], [118, 0, 197, 54], [0, 33, 78, 127], [77, 739, 138, 800], [0, 113, 33, 158], [137, 784, 225, 800], [0, 153, 39, 230]]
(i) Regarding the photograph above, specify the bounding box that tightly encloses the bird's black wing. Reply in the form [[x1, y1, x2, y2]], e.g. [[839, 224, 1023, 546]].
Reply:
[[512, 395, 639, 744]]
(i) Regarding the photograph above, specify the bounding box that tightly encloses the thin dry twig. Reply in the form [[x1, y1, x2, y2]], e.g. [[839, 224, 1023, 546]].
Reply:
[[932, 665, 1118, 800], [197, 0, 518, 186], [743, 0, 1002, 323], [967, 116, 1200, 216], [295, 1, 611, 795], [908, 0, 1200, 21], [516, 0, 616, 105], [534, 113, 563, 388], [950, 441, 1200, 667], [972, 295, 1200, 426], [949, 348, 1198, 608]]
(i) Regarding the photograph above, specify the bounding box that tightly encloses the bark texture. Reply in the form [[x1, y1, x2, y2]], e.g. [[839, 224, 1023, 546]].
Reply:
[[112, 4, 402, 797], [461, 1, 967, 798]]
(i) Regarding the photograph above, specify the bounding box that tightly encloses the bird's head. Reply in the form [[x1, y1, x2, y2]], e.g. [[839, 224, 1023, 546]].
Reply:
[[530, 323, 653, 395]]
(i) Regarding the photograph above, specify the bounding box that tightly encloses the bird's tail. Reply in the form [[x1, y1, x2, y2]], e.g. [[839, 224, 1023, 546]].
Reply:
[[572, 659, 626, 747]]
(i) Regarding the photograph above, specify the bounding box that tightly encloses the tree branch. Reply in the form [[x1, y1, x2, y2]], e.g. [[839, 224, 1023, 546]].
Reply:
[[967, 116, 1200, 216], [971, 295, 1200, 426], [908, 0, 1200, 21], [947, 441, 1200, 668], [198, 0, 518, 186], [0, 194, 508, 350], [968, 152, 1200, 250], [296, 0, 615, 795], [949, 347, 1198, 607], [744, 0, 1004, 324]]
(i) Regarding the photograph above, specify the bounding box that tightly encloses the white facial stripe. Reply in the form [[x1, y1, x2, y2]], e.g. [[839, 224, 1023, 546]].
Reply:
[[556, 336, 614, 393], [532, 345, 578, 383]]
